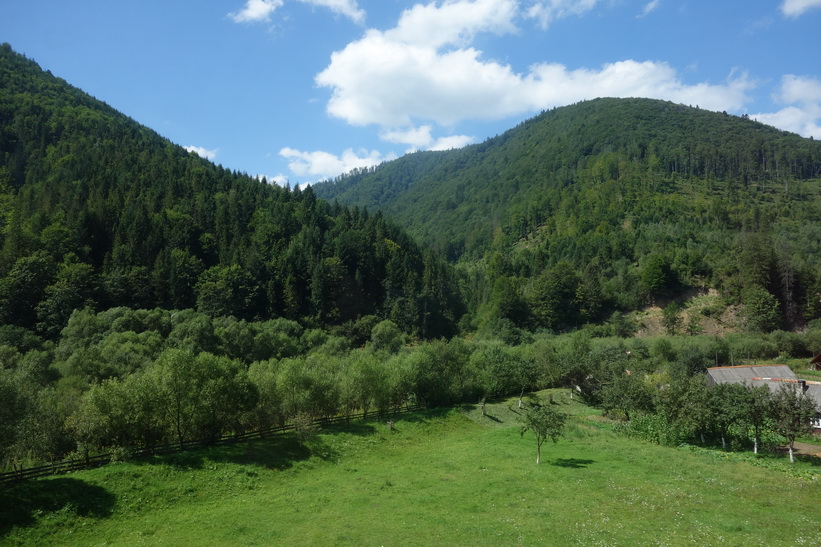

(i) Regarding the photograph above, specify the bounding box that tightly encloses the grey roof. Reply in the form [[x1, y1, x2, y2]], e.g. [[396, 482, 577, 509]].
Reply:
[[707, 365, 821, 410], [805, 383, 821, 409], [706, 365, 797, 387]]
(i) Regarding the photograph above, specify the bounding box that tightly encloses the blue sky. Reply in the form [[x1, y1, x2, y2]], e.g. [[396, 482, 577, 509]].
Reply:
[[3, 0, 821, 186]]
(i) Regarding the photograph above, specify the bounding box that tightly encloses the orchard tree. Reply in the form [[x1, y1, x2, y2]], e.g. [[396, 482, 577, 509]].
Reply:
[[708, 383, 747, 450], [519, 398, 566, 464], [740, 384, 772, 454], [772, 383, 818, 463], [600, 373, 655, 421]]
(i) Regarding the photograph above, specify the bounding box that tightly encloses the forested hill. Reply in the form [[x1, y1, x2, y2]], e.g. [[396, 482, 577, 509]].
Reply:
[[0, 44, 463, 339], [313, 98, 821, 259], [314, 98, 821, 336]]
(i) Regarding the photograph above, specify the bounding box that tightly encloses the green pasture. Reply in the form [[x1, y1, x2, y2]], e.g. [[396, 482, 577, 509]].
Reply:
[[2, 392, 820, 546]]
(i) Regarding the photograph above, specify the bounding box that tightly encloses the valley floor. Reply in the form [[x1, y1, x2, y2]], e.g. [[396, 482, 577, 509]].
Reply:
[[2, 393, 820, 546]]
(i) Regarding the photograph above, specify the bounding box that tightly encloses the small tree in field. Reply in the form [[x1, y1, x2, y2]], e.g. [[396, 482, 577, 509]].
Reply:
[[772, 384, 818, 463], [519, 399, 566, 464]]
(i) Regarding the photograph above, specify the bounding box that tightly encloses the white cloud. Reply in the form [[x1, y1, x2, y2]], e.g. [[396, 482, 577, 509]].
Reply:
[[381, 125, 436, 148], [777, 74, 821, 104], [526, 0, 599, 29], [389, 0, 519, 48], [638, 0, 661, 18], [229, 0, 364, 23], [316, 1, 754, 130], [752, 75, 821, 139], [780, 0, 821, 17], [254, 173, 290, 186], [380, 125, 475, 151], [301, 0, 365, 23], [229, 0, 283, 23], [185, 145, 219, 160], [429, 134, 476, 150], [523, 61, 752, 113], [279, 147, 396, 179]]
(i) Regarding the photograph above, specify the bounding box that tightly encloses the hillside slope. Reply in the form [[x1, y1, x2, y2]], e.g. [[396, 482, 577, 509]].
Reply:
[[315, 98, 821, 258], [0, 44, 463, 338], [314, 98, 821, 334]]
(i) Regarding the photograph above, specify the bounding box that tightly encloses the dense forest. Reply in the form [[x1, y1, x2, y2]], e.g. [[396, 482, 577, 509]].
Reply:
[[2, 43, 821, 470], [0, 44, 463, 340], [315, 98, 821, 338]]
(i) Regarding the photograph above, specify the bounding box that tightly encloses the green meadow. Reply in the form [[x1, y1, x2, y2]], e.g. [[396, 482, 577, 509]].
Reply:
[[2, 392, 820, 546]]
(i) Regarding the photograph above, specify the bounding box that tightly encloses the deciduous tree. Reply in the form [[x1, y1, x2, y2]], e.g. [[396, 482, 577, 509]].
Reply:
[[519, 398, 566, 464]]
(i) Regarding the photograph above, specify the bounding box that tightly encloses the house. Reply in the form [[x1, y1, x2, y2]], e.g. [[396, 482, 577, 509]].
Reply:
[[811, 353, 821, 371], [706, 364, 821, 431], [706, 364, 797, 393]]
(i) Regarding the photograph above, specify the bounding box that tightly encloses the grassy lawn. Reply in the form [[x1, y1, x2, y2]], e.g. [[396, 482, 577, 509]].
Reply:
[[2, 391, 821, 546]]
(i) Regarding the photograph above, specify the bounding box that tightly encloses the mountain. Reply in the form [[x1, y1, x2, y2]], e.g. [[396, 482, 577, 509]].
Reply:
[[314, 98, 821, 335], [0, 44, 463, 339], [314, 98, 821, 259]]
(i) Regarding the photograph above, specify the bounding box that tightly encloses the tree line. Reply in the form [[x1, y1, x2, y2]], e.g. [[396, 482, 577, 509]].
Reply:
[[2, 304, 820, 468]]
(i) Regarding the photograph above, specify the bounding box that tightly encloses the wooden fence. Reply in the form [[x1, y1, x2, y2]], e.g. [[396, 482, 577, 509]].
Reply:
[[0, 404, 424, 484]]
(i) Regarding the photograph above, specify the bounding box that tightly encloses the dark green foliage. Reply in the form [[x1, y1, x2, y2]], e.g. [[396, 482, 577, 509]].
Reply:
[[742, 286, 782, 333], [195, 265, 259, 319], [0, 44, 462, 338], [529, 261, 582, 331], [600, 373, 655, 421], [369, 319, 403, 355], [315, 96, 821, 333], [707, 383, 748, 449], [316, 98, 821, 264], [662, 302, 682, 335]]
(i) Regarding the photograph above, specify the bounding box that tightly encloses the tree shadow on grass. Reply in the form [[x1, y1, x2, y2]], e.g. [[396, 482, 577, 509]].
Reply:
[[135, 434, 313, 471], [0, 477, 115, 538], [323, 422, 377, 437], [795, 454, 821, 466], [551, 458, 595, 469], [396, 407, 453, 424], [770, 448, 821, 467], [136, 422, 379, 471]]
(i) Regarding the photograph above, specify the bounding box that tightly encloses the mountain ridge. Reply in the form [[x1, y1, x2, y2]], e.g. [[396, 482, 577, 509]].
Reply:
[[314, 97, 821, 259], [0, 43, 463, 339]]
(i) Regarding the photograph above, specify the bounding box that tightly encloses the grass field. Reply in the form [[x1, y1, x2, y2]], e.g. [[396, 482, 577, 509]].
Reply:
[[2, 392, 821, 546]]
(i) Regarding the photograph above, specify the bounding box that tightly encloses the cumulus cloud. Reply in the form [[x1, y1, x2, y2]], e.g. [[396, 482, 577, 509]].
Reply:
[[316, 0, 753, 129], [780, 0, 821, 17], [279, 146, 396, 179], [752, 75, 821, 139], [389, 0, 519, 47], [312, 0, 755, 169], [380, 125, 475, 150], [185, 145, 219, 160], [229, 0, 364, 23], [777, 74, 821, 104], [380, 125, 436, 148]]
